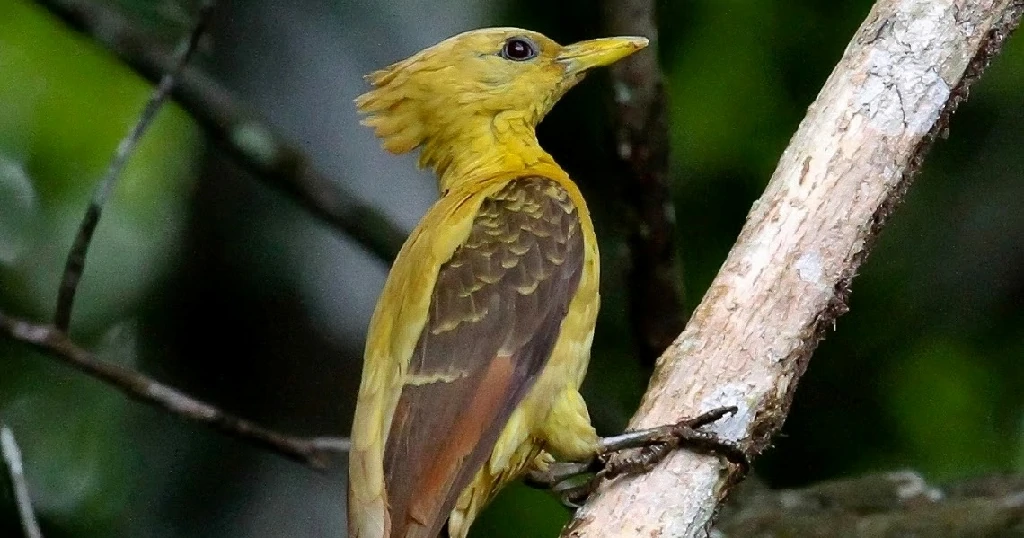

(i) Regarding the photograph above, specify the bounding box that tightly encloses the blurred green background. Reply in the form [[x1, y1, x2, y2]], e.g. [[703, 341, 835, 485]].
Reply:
[[1, 0, 1022, 536]]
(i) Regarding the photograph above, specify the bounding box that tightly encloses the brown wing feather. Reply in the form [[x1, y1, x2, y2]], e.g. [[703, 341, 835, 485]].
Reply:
[[383, 176, 584, 537]]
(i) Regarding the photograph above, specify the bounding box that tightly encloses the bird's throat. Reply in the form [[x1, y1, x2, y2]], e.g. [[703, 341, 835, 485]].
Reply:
[[428, 113, 557, 194]]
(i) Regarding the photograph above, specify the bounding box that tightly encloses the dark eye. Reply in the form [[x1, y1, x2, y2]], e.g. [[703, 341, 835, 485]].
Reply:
[[500, 37, 538, 61]]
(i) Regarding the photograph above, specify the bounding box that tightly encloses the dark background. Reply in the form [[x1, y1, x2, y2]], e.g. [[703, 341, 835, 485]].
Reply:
[[1, 0, 1022, 536]]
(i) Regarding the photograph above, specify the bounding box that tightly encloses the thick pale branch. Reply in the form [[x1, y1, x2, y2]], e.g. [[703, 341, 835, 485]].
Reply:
[[33, 0, 406, 261], [0, 310, 349, 470], [565, 1, 1023, 536]]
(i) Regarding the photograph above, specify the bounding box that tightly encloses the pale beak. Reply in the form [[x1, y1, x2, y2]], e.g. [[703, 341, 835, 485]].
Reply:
[[556, 36, 649, 74]]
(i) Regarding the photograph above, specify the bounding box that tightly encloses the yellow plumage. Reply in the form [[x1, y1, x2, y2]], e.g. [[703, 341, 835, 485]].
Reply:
[[348, 27, 648, 538]]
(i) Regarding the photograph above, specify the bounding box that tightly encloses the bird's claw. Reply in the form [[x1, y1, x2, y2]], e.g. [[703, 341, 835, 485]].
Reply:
[[551, 475, 598, 509], [528, 405, 748, 508], [600, 405, 748, 480], [525, 461, 602, 508]]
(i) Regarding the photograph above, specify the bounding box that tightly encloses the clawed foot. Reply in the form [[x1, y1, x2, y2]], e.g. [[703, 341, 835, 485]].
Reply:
[[599, 406, 748, 479], [526, 406, 748, 508], [525, 461, 601, 508]]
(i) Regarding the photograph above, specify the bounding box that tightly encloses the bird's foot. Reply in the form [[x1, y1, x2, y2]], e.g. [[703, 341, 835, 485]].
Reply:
[[526, 406, 748, 508], [525, 461, 601, 508], [598, 405, 748, 480]]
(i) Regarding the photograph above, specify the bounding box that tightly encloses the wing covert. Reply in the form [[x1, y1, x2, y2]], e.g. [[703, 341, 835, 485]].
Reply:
[[383, 176, 584, 537]]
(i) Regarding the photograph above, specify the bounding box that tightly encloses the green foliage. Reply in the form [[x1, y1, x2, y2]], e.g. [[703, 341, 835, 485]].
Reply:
[[472, 483, 570, 537], [885, 339, 1009, 479]]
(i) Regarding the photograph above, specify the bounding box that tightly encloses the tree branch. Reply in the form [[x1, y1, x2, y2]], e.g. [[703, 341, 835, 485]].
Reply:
[[0, 309, 349, 470], [1, 425, 43, 538], [604, 0, 686, 366], [53, 0, 213, 332], [12, 0, 354, 479], [33, 0, 406, 262], [565, 1, 1024, 536], [717, 472, 1024, 535]]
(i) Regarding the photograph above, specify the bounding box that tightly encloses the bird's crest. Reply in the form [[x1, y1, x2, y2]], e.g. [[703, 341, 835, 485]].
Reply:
[[355, 28, 562, 162], [355, 50, 435, 155]]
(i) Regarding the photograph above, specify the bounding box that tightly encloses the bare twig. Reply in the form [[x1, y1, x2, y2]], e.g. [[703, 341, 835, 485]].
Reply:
[[0, 309, 349, 469], [53, 1, 215, 331], [34, 0, 406, 262], [565, 1, 1024, 536], [605, 0, 686, 365], [1, 425, 43, 538]]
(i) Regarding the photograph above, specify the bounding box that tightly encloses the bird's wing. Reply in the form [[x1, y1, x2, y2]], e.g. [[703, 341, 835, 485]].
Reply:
[[384, 175, 584, 537]]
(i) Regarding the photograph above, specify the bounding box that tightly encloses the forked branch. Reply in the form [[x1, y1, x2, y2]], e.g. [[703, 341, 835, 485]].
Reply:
[[6, 0, 349, 477]]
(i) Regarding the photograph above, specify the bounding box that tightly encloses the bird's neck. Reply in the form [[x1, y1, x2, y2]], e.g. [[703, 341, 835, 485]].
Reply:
[[424, 112, 558, 194]]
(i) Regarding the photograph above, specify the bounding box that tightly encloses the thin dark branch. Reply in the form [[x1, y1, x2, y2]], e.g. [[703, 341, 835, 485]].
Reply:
[[53, 1, 215, 331], [1, 425, 43, 538], [604, 0, 686, 366], [34, 0, 406, 262], [0, 310, 349, 470]]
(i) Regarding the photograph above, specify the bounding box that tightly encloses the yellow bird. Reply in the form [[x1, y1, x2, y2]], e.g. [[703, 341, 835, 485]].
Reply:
[[348, 27, 737, 538]]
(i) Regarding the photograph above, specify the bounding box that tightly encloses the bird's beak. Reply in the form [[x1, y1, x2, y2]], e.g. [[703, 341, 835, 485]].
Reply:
[[556, 36, 650, 74]]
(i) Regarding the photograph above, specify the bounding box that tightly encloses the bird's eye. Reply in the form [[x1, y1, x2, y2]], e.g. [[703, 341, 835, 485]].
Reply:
[[500, 38, 538, 61]]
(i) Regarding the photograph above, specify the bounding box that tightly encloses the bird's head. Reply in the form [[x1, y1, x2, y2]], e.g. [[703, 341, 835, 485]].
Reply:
[[356, 28, 648, 162]]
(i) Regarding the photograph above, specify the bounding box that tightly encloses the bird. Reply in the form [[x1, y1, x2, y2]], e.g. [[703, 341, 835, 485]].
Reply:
[[347, 27, 740, 538]]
